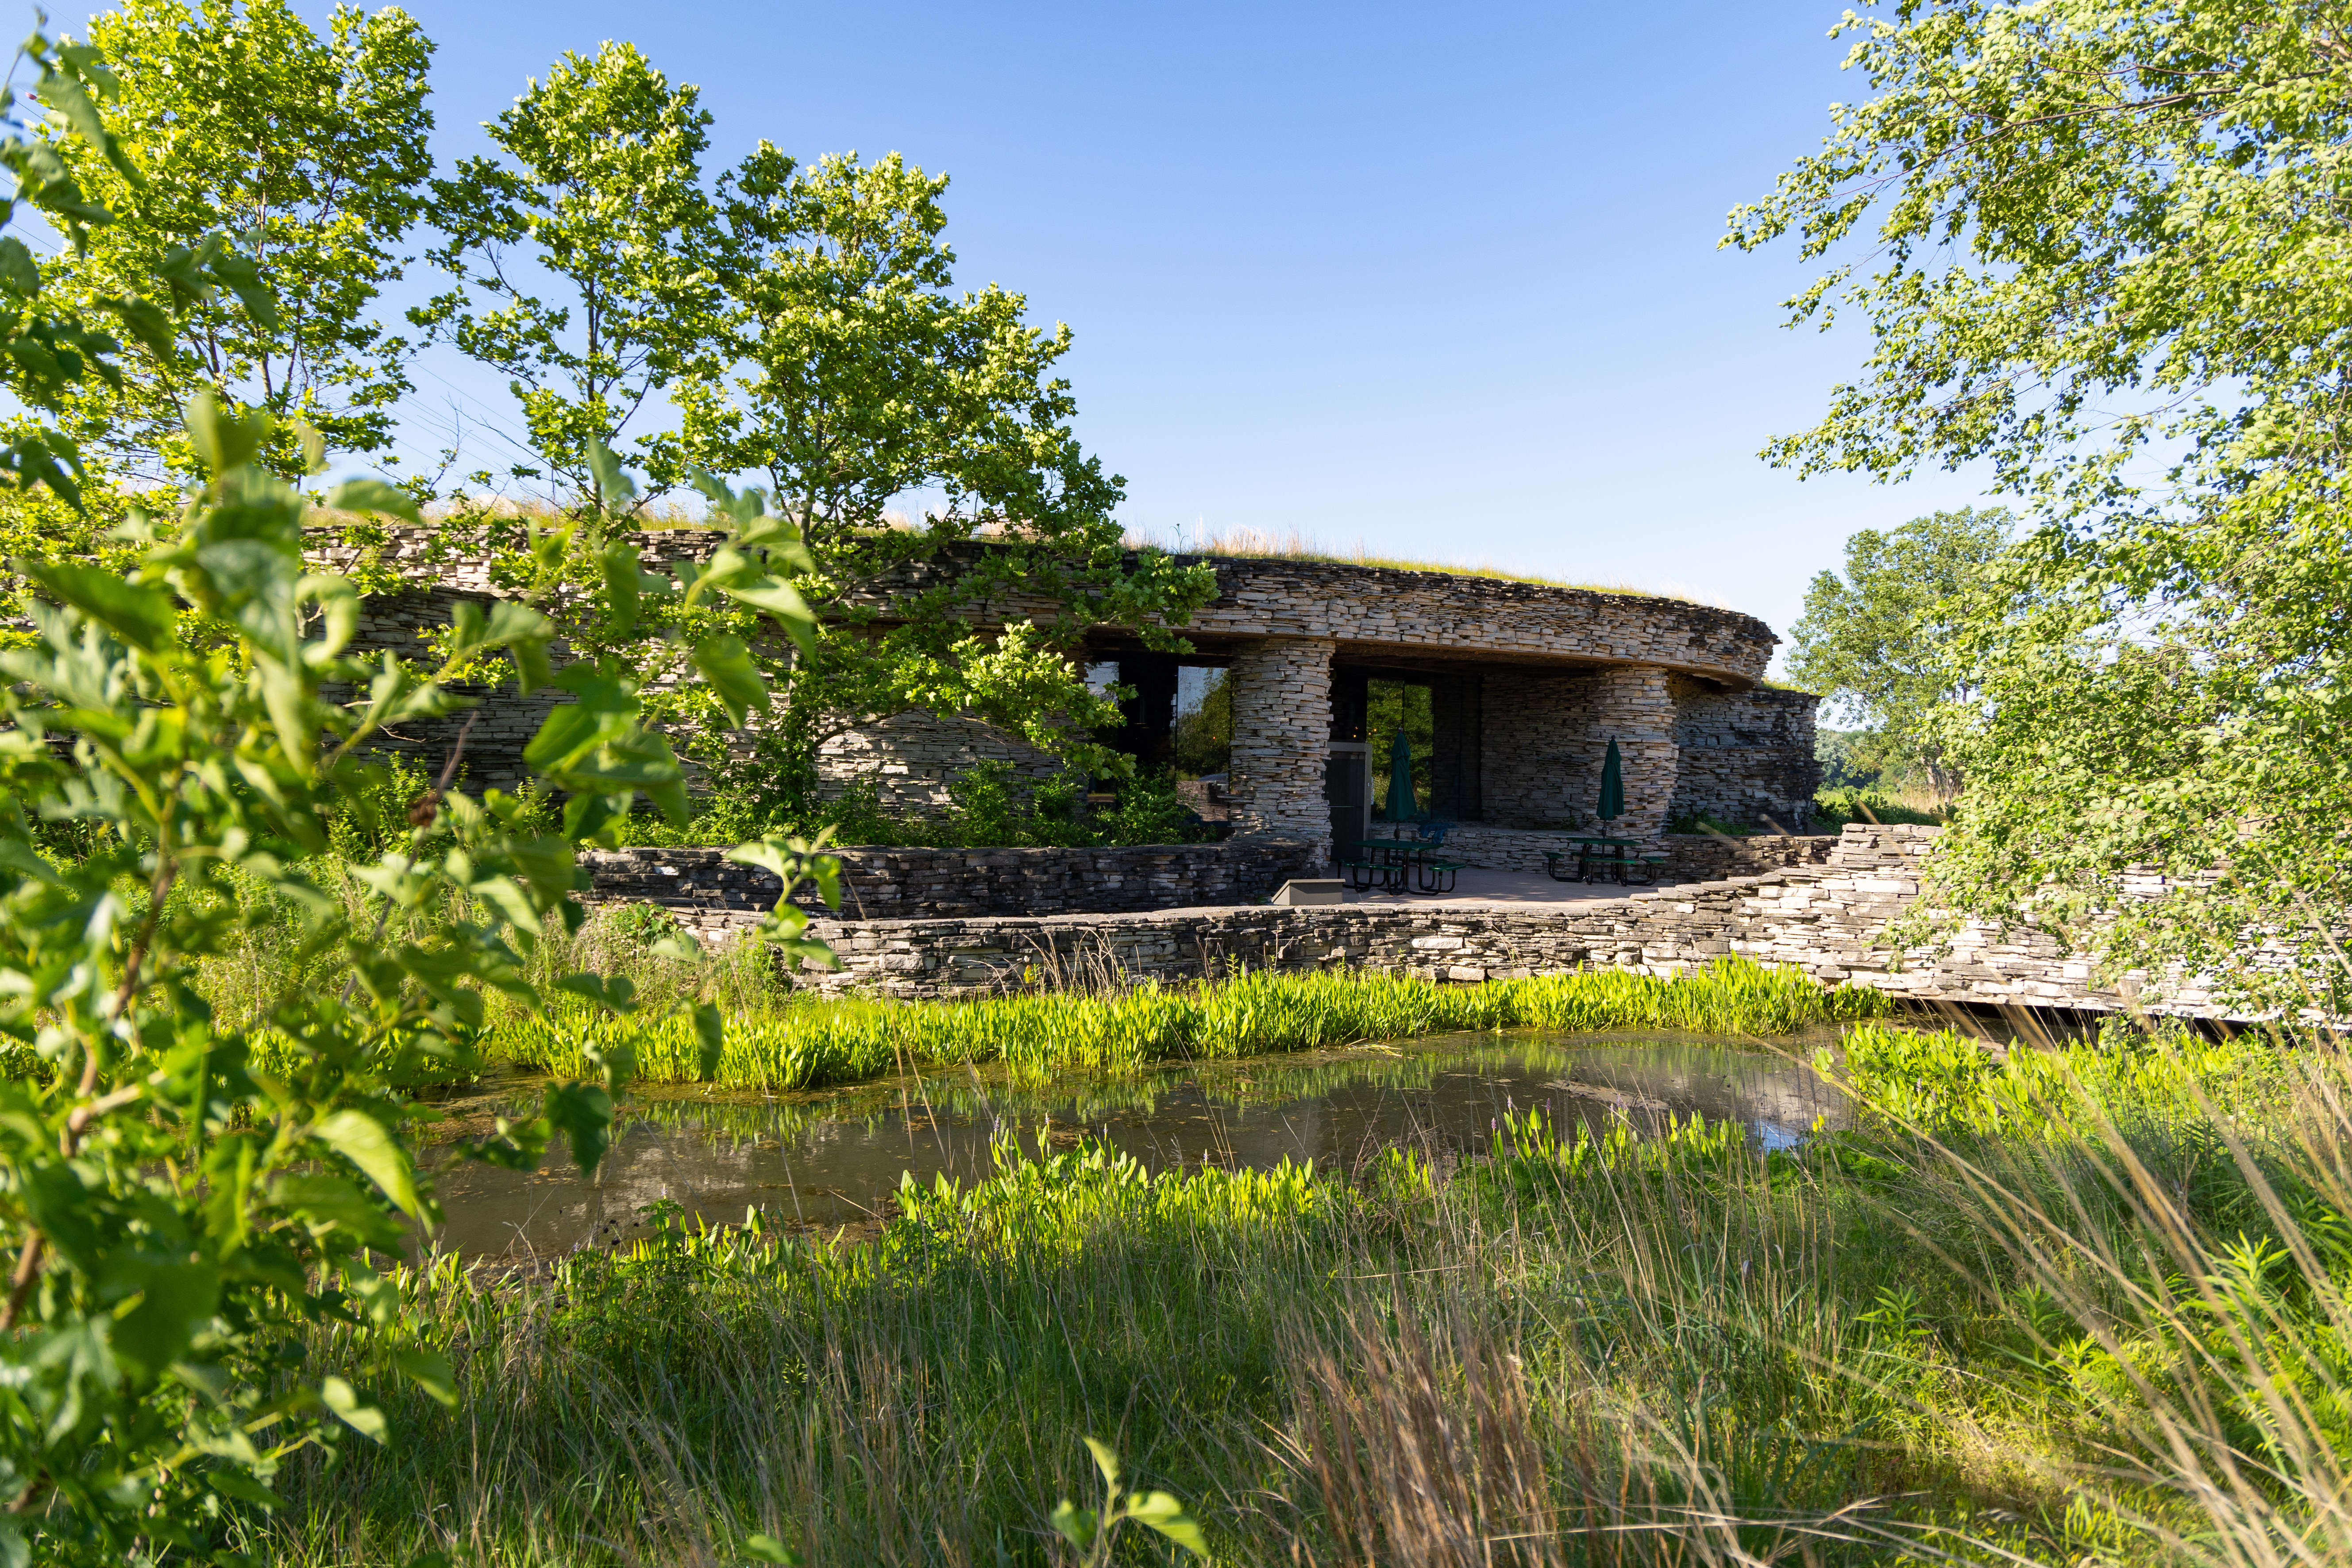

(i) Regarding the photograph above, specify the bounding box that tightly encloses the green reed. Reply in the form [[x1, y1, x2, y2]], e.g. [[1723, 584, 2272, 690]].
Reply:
[[488, 958, 1890, 1091]]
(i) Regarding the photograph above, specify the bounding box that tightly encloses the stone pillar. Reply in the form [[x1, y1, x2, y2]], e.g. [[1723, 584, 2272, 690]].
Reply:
[[1584, 666, 1679, 843], [1225, 636, 1335, 860]]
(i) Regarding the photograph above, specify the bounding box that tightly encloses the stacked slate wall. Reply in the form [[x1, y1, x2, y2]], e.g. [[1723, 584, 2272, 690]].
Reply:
[[743, 825, 2258, 1020], [582, 838, 1319, 932], [1668, 678, 1823, 830]]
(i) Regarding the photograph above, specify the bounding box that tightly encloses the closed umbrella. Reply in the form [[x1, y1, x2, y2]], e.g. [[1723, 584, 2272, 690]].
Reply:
[[1385, 730, 1415, 821], [1597, 737, 1624, 826]]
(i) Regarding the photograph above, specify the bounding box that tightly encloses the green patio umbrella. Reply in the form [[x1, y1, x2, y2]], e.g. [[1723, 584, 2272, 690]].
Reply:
[[1384, 730, 1416, 820], [1597, 737, 1625, 824]]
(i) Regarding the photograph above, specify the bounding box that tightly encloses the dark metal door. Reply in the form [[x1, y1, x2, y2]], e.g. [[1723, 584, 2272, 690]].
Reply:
[[1325, 750, 1366, 862]]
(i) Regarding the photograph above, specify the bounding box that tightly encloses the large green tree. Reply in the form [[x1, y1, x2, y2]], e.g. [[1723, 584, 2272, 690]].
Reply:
[[412, 40, 721, 503], [43, 0, 433, 479], [1787, 508, 2011, 804], [1730, 0, 2352, 1004], [658, 146, 1215, 814]]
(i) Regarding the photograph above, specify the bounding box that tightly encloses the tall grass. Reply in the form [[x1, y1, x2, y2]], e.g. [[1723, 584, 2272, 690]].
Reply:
[[253, 1013, 2352, 1565], [1125, 524, 1724, 604], [490, 959, 1893, 1090]]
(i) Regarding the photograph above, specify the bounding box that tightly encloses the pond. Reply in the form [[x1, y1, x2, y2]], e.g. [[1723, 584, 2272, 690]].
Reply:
[[424, 1028, 1858, 1256]]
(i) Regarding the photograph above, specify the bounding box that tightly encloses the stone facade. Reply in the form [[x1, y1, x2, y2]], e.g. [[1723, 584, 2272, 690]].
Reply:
[[1479, 666, 1681, 834], [301, 526, 1820, 855], [582, 839, 1319, 933], [1225, 636, 1337, 858], [1164, 555, 1776, 686], [1669, 678, 1822, 830], [814, 710, 1063, 813]]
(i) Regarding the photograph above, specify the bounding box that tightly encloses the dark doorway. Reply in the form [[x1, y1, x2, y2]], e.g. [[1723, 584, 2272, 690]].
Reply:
[[1364, 671, 1482, 822], [1325, 747, 1367, 858]]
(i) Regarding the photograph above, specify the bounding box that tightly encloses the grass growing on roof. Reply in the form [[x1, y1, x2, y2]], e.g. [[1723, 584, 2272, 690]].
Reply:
[[489, 958, 1891, 1091]]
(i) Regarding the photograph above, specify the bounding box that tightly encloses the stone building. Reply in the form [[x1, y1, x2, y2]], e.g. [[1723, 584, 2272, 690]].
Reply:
[[306, 529, 1819, 865]]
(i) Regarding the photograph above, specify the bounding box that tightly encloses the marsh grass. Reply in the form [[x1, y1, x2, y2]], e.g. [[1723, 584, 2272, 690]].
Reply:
[[258, 1013, 2352, 1567], [490, 959, 1893, 1091]]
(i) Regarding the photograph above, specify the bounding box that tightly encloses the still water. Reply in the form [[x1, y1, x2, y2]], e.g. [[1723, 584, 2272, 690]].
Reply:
[[425, 1029, 1854, 1256]]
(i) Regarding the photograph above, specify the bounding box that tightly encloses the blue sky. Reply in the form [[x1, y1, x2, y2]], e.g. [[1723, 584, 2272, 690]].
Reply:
[[294, 0, 1994, 659]]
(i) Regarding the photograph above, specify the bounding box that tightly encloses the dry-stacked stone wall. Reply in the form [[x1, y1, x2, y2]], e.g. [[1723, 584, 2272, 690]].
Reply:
[[1169, 555, 1775, 683], [813, 711, 1064, 813], [1669, 681, 1823, 830], [582, 839, 1319, 932], [748, 825, 2235, 1019]]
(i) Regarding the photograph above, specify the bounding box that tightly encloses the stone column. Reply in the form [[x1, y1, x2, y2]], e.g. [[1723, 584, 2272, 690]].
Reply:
[[1584, 666, 1680, 843], [1225, 636, 1336, 861]]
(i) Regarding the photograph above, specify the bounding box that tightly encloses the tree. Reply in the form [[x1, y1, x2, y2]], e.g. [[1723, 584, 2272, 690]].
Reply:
[[0, 398, 837, 1560], [1786, 508, 2011, 804], [659, 145, 1215, 817], [1728, 0, 2352, 1004], [413, 41, 721, 502], [43, 0, 433, 479]]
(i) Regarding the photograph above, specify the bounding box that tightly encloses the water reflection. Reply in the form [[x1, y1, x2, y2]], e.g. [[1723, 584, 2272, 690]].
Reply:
[[427, 1029, 1853, 1256]]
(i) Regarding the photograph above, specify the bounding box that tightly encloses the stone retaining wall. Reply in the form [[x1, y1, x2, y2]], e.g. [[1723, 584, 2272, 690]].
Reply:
[[582, 838, 1319, 929], [783, 823, 2245, 1017], [1429, 825, 1838, 880]]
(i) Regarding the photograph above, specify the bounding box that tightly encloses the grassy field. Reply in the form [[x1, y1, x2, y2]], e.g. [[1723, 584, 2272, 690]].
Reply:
[[251, 1010, 2352, 1567]]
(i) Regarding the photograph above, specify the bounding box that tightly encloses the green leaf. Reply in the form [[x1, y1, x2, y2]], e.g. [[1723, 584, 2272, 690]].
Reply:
[[185, 391, 263, 477], [584, 435, 636, 510], [1083, 1435, 1122, 1490], [742, 1537, 804, 1566], [394, 1348, 459, 1409], [544, 1081, 616, 1177], [34, 65, 129, 183], [25, 561, 176, 651], [320, 1375, 389, 1444], [690, 633, 768, 726], [110, 1261, 220, 1382], [598, 539, 642, 633], [209, 249, 278, 331], [1049, 1501, 1096, 1553], [716, 575, 816, 652], [269, 1177, 398, 1245], [324, 478, 423, 526], [694, 1003, 725, 1079], [310, 1110, 421, 1217], [202, 1467, 282, 1512], [1125, 1491, 1209, 1556], [0, 237, 36, 298]]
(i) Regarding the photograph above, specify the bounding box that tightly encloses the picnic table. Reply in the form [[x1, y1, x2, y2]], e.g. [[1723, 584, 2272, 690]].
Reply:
[[1542, 835, 1665, 887], [1337, 834, 1466, 895]]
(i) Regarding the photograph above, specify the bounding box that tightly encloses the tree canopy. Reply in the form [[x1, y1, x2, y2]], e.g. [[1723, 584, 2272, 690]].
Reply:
[[45, 0, 432, 479], [657, 146, 1215, 816], [1731, 0, 2352, 1004], [413, 40, 720, 502], [1786, 507, 2011, 803]]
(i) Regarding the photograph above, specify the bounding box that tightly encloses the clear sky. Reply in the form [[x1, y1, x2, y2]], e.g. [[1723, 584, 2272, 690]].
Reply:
[[289, 0, 1996, 661]]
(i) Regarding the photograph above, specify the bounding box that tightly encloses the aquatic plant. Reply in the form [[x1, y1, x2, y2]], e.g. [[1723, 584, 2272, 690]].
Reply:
[[491, 958, 1890, 1090], [262, 1015, 2352, 1564]]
